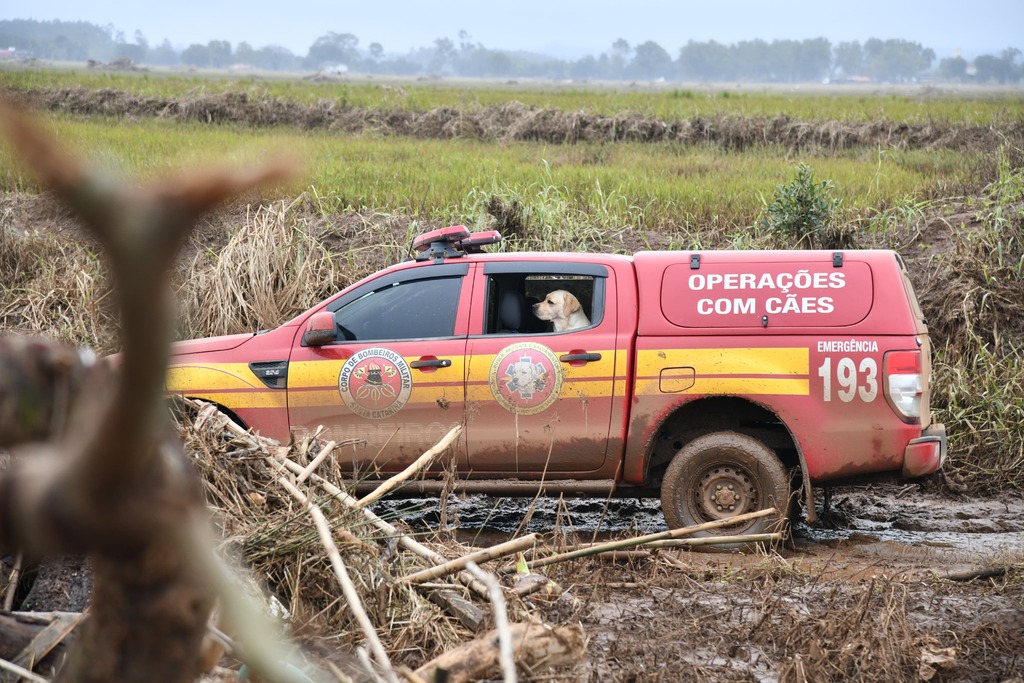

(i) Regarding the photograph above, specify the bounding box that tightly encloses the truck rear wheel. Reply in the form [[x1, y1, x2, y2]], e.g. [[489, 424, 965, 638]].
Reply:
[[660, 431, 790, 542]]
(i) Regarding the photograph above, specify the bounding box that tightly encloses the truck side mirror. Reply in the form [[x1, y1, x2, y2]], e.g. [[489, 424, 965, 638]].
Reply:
[[302, 311, 336, 346]]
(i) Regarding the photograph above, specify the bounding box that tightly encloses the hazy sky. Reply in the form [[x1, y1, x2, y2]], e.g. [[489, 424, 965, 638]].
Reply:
[[5, 0, 1022, 60]]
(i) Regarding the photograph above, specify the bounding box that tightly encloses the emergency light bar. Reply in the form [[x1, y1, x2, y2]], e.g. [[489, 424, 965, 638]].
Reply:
[[413, 225, 503, 261]]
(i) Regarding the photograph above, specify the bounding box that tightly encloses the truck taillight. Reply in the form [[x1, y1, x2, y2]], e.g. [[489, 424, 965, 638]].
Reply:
[[884, 350, 922, 423]]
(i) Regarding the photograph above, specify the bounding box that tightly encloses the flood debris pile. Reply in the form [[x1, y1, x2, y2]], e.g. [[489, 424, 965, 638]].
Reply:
[[180, 402, 588, 681], [15, 86, 1023, 153], [179, 398, 791, 681]]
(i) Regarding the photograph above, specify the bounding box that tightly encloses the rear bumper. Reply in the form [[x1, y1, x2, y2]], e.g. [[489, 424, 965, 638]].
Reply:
[[902, 423, 947, 478]]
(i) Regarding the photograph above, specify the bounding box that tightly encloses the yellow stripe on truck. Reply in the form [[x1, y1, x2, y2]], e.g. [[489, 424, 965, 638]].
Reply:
[[288, 358, 470, 385], [287, 358, 466, 409], [635, 347, 810, 396], [167, 363, 288, 409], [167, 363, 259, 390]]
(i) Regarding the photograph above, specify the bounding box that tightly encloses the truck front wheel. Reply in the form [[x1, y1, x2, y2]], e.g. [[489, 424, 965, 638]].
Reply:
[[660, 431, 790, 539]]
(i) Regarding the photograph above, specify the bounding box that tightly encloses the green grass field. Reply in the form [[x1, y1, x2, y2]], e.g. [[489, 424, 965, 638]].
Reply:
[[3, 67, 1023, 125], [0, 115, 999, 235]]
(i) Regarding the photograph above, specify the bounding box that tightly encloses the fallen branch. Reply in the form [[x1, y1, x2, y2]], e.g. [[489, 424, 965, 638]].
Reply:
[[10, 610, 85, 675], [0, 656, 48, 683], [355, 424, 463, 508], [465, 562, 515, 683], [296, 440, 337, 484], [520, 508, 779, 571], [270, 457, 491, 600], [940, 564, 1020, 582], [400, 534, 538, 585], [2, 553, 21, 612]]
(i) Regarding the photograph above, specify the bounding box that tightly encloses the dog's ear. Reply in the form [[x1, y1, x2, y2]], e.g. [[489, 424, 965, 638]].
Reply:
[[563, 292, 581, 316]]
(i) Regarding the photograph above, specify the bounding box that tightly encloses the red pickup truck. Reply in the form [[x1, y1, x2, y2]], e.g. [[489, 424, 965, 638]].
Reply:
[[168, 226, 946, 538]]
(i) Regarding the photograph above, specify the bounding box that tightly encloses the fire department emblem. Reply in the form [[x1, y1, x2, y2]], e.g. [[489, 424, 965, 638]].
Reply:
[[489, 342, 563, 415], [338, 347, 412, 419]]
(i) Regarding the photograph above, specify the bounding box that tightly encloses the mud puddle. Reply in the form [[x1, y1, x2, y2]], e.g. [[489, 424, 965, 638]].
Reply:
[[376, 483, 1024, 561]]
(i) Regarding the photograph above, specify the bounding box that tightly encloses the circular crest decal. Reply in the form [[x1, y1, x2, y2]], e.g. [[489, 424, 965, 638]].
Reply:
[[489, 342, 563, 415], [338, 347, 413, 419]]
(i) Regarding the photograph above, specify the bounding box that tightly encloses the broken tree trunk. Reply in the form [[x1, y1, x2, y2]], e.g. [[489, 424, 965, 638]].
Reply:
[[0, 101, 304, 683]]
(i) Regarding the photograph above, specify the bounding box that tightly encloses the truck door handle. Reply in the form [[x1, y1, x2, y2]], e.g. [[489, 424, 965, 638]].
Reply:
[[410, 358, 452, 369], [560, 352, 601, 363]]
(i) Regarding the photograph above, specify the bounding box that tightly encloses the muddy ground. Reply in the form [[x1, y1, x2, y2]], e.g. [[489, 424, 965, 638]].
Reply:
[[12, 482, 1023, 682], [367, 483, 1023, 681]]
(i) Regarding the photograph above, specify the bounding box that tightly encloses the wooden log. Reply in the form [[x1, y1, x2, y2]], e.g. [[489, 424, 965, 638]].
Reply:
[[426, 591, 487, 633], [11, 611, 84, 673], [940, 564, 1020, 582], [413, 623, 585, 683], [0, 612, 73, 679]]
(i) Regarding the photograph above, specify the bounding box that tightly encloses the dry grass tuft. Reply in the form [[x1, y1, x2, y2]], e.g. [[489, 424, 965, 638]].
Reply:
[[176, 198, 341, 338], [0, 223, 116, 348]]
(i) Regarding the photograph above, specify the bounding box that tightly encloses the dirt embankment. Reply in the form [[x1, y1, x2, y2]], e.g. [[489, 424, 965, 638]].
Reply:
[[6, 86, 1022, 152]]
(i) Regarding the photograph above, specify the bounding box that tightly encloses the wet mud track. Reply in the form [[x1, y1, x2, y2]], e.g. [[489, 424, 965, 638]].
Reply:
[[378, 484, 1024, 681]]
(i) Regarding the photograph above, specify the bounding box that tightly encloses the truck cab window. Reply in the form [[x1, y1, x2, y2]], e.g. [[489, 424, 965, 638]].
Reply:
[[333, 276, 462, 341], [485, 274, 598, 334]]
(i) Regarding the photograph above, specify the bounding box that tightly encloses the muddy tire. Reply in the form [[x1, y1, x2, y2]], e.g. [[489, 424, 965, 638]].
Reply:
[[660, 431, 790, 543]]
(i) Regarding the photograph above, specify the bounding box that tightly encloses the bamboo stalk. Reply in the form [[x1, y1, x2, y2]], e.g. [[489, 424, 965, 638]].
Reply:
[[401, 534, 538, 585], [521, 508, 779, 571], [643, 533, 781, 548], [355, 425, 463, 508]]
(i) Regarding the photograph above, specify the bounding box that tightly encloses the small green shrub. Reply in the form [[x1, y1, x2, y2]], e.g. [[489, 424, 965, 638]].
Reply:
[[758, 163, 854, 249]]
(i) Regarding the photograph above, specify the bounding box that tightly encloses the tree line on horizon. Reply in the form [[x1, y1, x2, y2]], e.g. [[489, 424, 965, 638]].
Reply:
[[1, 19, 1022, 84]]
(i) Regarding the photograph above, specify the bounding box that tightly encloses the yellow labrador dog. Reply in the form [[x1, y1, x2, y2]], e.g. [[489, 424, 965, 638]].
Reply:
[[532, 290, 591, 331]]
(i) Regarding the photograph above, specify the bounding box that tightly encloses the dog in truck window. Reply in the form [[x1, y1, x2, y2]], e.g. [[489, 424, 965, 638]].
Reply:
[[532, 290, 591, 331]]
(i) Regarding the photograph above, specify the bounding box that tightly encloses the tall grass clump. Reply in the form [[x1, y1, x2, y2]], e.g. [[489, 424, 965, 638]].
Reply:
[[176, 198, 345, 338], [918, 149, 1024, 492], [462, 173, 653, 254]]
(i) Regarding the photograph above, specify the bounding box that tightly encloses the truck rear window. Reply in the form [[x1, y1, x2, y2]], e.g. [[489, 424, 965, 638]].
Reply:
[[661, 261, 873, 328]]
